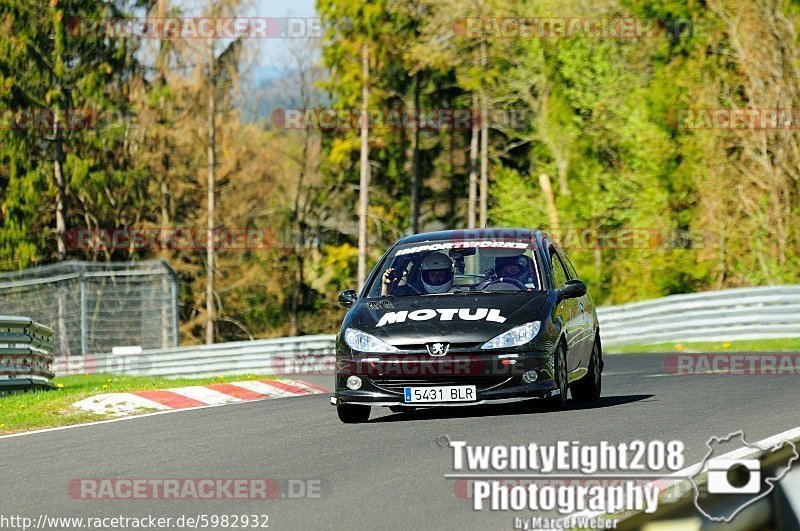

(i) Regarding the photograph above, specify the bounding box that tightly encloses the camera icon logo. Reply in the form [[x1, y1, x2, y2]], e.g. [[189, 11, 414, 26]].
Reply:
[[706, 458, 760, 494], [691, 431, 798, 522]]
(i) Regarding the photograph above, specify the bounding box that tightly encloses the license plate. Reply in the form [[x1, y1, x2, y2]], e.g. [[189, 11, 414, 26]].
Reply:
[[403, 385, 477, 403]]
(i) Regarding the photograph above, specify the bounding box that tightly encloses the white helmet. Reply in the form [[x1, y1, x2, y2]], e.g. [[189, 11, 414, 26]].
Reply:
[[420, 252, 454, 294]]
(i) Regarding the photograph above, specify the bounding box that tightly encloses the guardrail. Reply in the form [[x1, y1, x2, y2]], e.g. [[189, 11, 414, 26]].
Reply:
[[0, 315, 56, 392], [51, 285, 800, 378], [53, 335, 336, 379], [598, 285, 800, 346], [615, 428, 800, 530]]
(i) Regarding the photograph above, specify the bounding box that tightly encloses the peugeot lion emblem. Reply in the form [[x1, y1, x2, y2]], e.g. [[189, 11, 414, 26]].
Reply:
[[427, 342, 449, 356]]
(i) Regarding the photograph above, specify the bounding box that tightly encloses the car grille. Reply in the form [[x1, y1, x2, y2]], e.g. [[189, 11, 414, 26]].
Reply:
[[370, 376, 510, 394], [395, 342, 484, 352]]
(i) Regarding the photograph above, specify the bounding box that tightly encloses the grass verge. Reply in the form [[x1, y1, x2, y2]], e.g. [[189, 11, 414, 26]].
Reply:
[[0, 373, 272, 435], [607, 337, 800, 354]]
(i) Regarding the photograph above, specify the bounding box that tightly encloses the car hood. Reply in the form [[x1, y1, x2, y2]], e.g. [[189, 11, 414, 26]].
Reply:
[[345, 292, 551, 346]]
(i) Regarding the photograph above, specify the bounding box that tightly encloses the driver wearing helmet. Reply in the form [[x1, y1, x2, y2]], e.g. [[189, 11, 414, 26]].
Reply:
[[494, 254, 535, 286], [419, 252, 455, 294]]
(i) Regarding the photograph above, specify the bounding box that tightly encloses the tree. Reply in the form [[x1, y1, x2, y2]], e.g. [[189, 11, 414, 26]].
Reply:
[[357, 43, 370, 290], [202, 0, 243, 343], [0, 0, 137, 266]]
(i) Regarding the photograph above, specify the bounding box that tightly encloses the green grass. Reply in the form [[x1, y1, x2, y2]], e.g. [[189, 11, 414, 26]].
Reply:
[[0, 373, 272, 435], [607, 337, 800, 354]]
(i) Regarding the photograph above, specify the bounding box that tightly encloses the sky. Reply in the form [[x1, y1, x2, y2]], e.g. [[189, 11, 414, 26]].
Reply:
[[172, 0, 322, 120], [247, 0, 319, 82]]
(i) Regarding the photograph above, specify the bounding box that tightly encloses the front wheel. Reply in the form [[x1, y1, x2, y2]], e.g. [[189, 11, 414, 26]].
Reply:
[[548, 342, 569, 409], [337, 403, 371, 423], [571, 339, 602, 402]]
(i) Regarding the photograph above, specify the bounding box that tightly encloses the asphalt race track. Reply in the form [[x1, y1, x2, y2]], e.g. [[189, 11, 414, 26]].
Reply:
[[3, 353, 800, 530]]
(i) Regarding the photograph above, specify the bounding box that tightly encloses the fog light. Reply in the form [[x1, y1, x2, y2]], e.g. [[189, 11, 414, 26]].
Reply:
[[346, 375, 362, 390], [522, 371, 538, 383]]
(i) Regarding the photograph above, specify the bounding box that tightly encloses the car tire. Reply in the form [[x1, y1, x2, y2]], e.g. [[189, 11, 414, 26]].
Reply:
[[549, 341, 569, 409], [337, 403, 371, 423], [571, 338, 602, 402]]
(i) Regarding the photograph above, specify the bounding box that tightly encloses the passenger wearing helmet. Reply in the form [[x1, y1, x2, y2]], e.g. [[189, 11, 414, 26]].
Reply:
[[419, 252, 454, 294], [494, 255, 535, 285]]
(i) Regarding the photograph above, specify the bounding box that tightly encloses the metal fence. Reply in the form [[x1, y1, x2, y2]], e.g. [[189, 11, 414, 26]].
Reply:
[[597, 284, 800, 346], [0, 315, 55, 392], [54, 335, 335, 378], [0, 261, 178, 356], [51, 285, 800, 378]]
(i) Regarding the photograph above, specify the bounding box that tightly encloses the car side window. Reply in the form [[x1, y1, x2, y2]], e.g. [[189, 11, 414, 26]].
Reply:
[[558, 250, 579, 280], [549, 248, 569, 289]]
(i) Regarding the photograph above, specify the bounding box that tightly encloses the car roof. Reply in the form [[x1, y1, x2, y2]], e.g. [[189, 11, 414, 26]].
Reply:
[[397, 228, 542, 245]]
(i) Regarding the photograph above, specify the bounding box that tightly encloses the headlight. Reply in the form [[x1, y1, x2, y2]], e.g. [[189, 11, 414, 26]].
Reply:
[[344, 328, 399, 353], [481, 321, 541, 350]]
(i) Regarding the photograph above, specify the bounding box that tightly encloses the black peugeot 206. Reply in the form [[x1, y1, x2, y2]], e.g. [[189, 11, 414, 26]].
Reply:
[[331, 228, 602, 423]]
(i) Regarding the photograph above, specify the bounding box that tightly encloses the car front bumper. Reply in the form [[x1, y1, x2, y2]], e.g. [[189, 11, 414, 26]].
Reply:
[[332, 350, 558, 406]]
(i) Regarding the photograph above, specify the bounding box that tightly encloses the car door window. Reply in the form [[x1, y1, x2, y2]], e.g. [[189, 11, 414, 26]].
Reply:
[[549, 248, 569, 289], [558, 250, 579, 280]]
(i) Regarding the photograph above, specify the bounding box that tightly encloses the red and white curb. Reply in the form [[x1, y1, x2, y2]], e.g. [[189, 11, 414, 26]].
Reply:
[[72, 379, 329, 416]]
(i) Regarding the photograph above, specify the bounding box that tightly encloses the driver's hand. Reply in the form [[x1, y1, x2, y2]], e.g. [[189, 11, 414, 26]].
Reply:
[[381, 268, 401, 296], [383, 268, 402, 284]]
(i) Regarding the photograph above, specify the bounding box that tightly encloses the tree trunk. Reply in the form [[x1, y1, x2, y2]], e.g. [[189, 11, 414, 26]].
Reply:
[[160, 150, 171, 227], [54, 124, 67, 261], [538, 83, 570, 196], [53, 107, 69, 355], [290, 253, 304, 335], [51, 2, 69, 353], [357, 43, 370, 291], [538, 173, 560, 232], [288, 49, 315, 336], [205, 40, 216, 345], [479, 41, 489, 228], [160, 152, 171, 348], [52, 8, 67, 263], [410, 76, 421, 234], [468, 93, 478, 229]]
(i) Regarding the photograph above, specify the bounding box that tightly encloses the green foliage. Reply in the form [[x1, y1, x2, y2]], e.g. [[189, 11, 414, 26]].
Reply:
[[0, 0, 141, 266], [1, 0, 799, 341]]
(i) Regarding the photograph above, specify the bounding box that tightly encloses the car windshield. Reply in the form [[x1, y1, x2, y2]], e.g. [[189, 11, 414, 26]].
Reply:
[[364, 240, 541, 298]]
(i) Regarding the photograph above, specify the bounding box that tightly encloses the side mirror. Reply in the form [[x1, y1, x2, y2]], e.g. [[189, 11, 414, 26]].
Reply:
[[337, 289, 358, 308], [559, 279, 587, 300]]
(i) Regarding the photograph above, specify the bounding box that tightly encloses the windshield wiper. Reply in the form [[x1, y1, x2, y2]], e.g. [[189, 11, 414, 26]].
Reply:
[[450, 289, 497, 295]]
